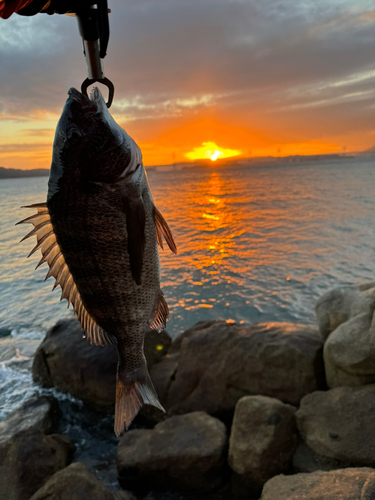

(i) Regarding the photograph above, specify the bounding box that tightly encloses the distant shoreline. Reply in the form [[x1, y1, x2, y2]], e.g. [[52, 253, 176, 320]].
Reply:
[[0, 167, 49, 179], [1, 152, 374, 179]]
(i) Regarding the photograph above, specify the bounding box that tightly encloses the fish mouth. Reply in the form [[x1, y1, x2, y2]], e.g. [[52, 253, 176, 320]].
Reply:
[[67, 87, 96, 108], [89, 86, 104, 102]]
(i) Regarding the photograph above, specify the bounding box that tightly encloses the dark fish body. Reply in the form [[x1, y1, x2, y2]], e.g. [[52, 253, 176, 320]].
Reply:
[[18, 88, 176, 436]]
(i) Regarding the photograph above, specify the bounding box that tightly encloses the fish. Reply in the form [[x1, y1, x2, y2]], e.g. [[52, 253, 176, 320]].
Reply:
[[17, 87, 177, 436]]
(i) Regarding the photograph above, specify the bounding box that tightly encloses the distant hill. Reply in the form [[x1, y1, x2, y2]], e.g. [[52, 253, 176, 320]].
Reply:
[[0, 167, 49, 179], [357, 146, 375, 157]]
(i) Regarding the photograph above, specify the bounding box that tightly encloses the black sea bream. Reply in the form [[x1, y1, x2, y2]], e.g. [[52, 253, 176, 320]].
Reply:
[[18, 87, 177, 436]]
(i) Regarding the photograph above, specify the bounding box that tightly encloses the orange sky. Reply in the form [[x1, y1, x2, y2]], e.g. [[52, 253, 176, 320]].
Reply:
[[0, 1, 374, 169]]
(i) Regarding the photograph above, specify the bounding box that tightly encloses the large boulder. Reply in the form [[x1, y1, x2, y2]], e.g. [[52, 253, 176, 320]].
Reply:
[[32, 318, 171, 409], [0, 396, 69, 500], [228, 395, 298, 493], [316, 283, 375, 387], [261, 468, 375, 500], [296, 385, 375, 466], [315, 283, 375, 341], [152, 321, 324, 421], [117, 411, 228, 492], [29, 462, 114, 500], [0, 396, 60, 440], [0, 431, 75, 500]]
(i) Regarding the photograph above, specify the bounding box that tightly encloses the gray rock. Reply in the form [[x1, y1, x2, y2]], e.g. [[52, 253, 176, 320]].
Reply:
[[32, 318, 171, 409], [117, 411, 228, 492], [0, 396, 60, 442], [0, 431, 75, 500], [324, 310, 375, 387], [153, 321, 324, 420], [296, 385, 375, 466], [228, 395, 298, 491], [315, 285, 375, 341], [261, 468, 375, 500], [316, 283, 375, 388], [29, 462, 114, 500]]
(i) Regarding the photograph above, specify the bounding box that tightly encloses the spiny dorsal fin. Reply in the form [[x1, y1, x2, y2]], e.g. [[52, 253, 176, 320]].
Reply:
[[148, 290, 169, 332], [18, 204, 117, 347], [153, 205, 177, 254]]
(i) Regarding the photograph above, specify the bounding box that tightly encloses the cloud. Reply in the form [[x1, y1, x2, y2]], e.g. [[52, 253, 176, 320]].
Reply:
[[0, 0, 374, 167], [111, 92, 228, 121], [21, 128, 54, 136], [0, 143, 50, 152]]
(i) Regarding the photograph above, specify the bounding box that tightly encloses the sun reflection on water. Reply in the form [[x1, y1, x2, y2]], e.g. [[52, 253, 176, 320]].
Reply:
[[155, 169, 255, 321]]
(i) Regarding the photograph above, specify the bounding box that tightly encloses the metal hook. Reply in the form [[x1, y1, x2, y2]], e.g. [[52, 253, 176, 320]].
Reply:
[[81, 77, 115, 108]]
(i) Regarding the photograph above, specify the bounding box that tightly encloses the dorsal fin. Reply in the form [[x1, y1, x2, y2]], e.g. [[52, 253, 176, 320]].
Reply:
[[148, 290, 169, 332], [18, 204, 117, 347], [153, 205, 177, 254]]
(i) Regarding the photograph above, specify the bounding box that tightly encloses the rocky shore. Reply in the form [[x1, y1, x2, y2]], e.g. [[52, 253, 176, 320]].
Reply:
[[2, 281, 375, 499]]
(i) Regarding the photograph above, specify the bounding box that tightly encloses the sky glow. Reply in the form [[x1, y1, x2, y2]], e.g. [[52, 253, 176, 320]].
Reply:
[[0, 0, 374, 169]]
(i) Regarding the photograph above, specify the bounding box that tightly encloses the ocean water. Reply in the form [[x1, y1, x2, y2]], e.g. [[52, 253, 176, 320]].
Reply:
[[1, 157, 375, 341], [1, 157, 374, 491]]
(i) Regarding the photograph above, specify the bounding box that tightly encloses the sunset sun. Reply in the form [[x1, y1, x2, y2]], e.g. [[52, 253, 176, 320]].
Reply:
[[185, 142, 242, 162]]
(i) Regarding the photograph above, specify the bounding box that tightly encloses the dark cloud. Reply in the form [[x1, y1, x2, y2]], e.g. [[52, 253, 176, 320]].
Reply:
[[0, 0, 373, 145]]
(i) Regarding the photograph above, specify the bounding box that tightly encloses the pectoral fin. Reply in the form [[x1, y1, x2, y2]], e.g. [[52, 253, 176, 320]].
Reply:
[[153, 205, 177, 254], [123, 196, 146, 286]]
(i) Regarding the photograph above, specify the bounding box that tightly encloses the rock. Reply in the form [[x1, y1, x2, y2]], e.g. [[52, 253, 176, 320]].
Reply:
[[113, 492, 137, 500], [296, 385, 375, 466], [228, 395, 298, 493], [32, 318, 171, 409], [316, 283, 375, 388], [143, 328, 172, 367], [0, 337, 41, 369], [149, 351, 179, 405], [293, 440, 343, 474], [315, 284, 375, 341], [153, 321, 324, 421], [138, 351, 179, 425], [0, 430, 75, 500], [324, 311, 375, 387], [261, 468, 375, 500], [117, 411, 228, 492], [29, 462, 114, 500], [0, 396, 60, 440]]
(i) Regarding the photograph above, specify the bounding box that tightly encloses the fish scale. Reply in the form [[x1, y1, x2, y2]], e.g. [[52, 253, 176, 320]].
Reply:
[[18, 87, 177, 436]]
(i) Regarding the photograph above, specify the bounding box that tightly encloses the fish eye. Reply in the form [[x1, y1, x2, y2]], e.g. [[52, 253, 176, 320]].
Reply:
[[67, 126, 83, 142], [70, 130, 82, 141]]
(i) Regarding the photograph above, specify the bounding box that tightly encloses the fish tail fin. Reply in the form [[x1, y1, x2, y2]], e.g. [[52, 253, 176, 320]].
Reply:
[[114, 364, 165, 437]]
